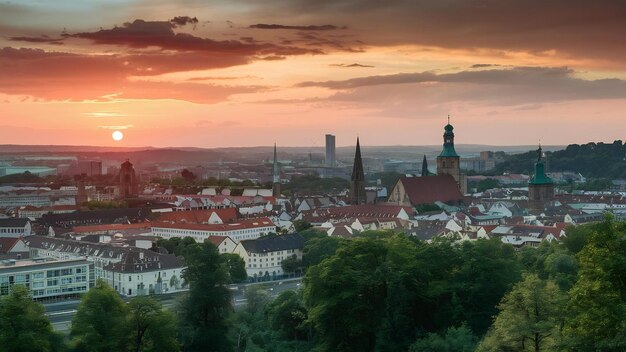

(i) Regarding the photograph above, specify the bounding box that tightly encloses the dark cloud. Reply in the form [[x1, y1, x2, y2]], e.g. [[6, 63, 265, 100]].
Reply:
[[250, 24, 345, 30], [70, 19, 320, 56], [237, 0, 626, 66], [330, 63, 374, 68], [169, 16, 199, 27], [296, 66, 626, 105], [9, 35, 64, 45], [471, 64, 499, 68]]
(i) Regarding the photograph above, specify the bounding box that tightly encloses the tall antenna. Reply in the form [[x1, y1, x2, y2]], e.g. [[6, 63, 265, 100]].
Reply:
[[447, 114, 450, 124]]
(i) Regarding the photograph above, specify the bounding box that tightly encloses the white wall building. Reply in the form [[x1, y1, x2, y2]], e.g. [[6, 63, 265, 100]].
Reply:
[[233, 233, 304, 279], [0, 218, 32, 238], [151, 217, 277, 243]]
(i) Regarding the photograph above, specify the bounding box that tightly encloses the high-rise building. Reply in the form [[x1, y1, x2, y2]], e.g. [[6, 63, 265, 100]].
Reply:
[[349, 138, 366, 205], [325, 134, 336, 167], [272, 144, 281, 197], [119, 160, 138, 198], [436, 116, 467, 194]]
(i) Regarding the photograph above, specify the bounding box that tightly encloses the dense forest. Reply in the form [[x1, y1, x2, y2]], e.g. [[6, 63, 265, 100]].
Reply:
[[491, 140, 626, 179], [1, 217, 625, 351]]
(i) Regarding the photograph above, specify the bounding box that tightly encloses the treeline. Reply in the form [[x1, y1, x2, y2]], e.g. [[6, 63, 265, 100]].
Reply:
[[281, 175, 349, 196], [492, 140, 626, 179], [2, 218, 624, 351]]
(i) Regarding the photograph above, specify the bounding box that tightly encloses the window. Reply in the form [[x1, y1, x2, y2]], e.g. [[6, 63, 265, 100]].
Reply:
[[61, 268, 72, 276], [33, 272, 44, 279]]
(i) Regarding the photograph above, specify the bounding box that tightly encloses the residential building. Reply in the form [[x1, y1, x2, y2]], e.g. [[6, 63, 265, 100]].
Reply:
[[24, 236, 185, 297], [387, 175, 464, 208], [151, 217, 276, 242], [233, 233, 305, 279], [0, 258, 94, 300], [0, 218, 32, 238]]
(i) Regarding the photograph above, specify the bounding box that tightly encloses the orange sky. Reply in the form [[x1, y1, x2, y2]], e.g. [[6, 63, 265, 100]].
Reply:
[[1, 0, 626, 148]]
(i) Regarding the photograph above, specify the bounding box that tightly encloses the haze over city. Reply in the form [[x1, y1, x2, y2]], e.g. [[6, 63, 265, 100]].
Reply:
[[2, 0, 626, 147]]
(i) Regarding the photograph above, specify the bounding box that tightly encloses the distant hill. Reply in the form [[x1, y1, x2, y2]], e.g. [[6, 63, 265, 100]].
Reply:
[[492, 141, 626, 179]]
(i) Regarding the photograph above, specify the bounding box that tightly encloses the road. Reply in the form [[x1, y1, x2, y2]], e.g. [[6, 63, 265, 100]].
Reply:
[[44, 278, 302, 333]]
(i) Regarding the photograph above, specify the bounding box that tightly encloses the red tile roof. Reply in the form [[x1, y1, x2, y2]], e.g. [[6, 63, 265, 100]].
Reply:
[[0, 237, 21, 253], [400, 175, 463, 205]]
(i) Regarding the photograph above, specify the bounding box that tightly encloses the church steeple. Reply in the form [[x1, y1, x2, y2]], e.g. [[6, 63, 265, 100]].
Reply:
[[421, 155, 429, 177], [350, 137, 366, 204], [528, 144, 554, 212], [529, 145, 553, 185], [440, 115, 459, 157], [272, 143, 281, 197]]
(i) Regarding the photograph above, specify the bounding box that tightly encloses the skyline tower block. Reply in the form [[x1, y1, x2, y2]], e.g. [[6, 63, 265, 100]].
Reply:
[[325, 134, 336, 167]]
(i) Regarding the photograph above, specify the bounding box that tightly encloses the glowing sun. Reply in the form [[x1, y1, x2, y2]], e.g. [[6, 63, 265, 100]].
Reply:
[[112, 130, 124, 141]]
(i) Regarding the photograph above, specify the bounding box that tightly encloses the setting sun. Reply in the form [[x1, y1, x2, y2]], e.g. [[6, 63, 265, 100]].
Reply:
[[112, 130, 124, 141]]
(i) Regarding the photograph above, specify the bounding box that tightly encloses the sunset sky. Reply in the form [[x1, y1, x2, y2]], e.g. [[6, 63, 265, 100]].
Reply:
[[1, 0, 626, 148]]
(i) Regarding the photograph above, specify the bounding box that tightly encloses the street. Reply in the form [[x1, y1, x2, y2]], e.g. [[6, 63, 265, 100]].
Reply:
[[44, 278, 302, 333]]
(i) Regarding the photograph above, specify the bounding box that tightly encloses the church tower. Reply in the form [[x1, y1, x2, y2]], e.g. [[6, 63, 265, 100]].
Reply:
[[350, 137, 366, 205], [528, 145, 554, 212], [436, 116, 466, 194], [272, 143, 281, 197]]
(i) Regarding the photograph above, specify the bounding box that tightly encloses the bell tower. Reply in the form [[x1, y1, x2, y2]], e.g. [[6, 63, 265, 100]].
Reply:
[[436, 116, 466, 194]]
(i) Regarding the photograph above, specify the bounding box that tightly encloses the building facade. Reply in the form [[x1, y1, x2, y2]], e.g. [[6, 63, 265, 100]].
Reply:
[[325, 134, 336, 167], [151, 217, 276, 243], [528, 146, 555, 212], [233, 233, 305, 279], [0, 258, 94, 300]]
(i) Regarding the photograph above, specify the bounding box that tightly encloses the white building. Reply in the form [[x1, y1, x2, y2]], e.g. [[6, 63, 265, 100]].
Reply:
[[0, 258, 93, 300], [233, 233, 304, 279], [151, 217, 277, 243], [24, 236, 185, 297], [0, 218, 32, 238]]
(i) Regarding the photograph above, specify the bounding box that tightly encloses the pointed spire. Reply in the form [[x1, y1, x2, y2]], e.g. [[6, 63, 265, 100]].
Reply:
[[350, 137, 366, 205], [421, 155, 429, 177], [351, 137, 364, 181], [448, 114, 450, 125]]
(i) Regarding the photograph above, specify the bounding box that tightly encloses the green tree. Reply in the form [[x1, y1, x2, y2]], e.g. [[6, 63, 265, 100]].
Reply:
[[0, 285, 65, 352], [304, 237, 389, 352], [293, 220, 313, 232], [71, 279, 130, 352], [477, 274, 566, 352], [281, 254, 302, 275], [410, 325, 478, 352], [128, 296, 179, 352], [177, 241, 233, 351], [564, 216, 626, 351], [266, 291, 309, 340], [302, 236, 343, 268], [222, 253, 248, 283]]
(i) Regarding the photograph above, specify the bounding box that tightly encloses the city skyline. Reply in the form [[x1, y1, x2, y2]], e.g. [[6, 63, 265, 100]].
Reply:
[[2, 1, 626, 147]]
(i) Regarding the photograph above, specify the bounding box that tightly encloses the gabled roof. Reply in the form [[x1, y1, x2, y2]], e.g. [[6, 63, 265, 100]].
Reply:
[[0, 238, 23, 253], [240, 233, 304, 253], [152, 217, 275, 232], [73, 222, 151, 233], [0, 218, 30, 227], [399, 175, 463, 206]]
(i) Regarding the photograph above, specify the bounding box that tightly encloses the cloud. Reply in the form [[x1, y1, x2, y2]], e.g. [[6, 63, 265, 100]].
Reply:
[[250, 24, 345, 31], [330, 63, 374, 68], [169, 16, 199, 27], [98, 125, 134, 130], [471, 64, 499, 68], [10, 35, 64, 45], [293, 66, 626, 109], [0, 47, 262, 103], [70, 19, 320, 56]]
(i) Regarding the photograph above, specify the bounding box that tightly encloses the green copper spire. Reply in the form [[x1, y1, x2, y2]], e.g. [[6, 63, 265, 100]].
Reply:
[[439, 115, 459, 157], [529, 145, 553, 185]]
